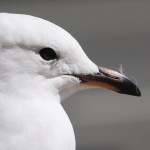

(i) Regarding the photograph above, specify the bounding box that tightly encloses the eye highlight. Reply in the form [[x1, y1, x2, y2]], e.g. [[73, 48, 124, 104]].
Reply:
[[39, 48, 57, 61]]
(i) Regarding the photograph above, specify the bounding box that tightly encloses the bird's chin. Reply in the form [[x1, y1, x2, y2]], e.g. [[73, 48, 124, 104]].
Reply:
[[53, 75, 80, 101]]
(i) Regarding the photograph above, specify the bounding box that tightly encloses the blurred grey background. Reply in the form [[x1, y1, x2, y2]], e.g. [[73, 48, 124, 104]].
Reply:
[[1, 0, 150, 150]]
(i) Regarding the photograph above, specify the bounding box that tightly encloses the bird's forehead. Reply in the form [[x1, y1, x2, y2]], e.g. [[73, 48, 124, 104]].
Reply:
[[0, 13, 81, 54]]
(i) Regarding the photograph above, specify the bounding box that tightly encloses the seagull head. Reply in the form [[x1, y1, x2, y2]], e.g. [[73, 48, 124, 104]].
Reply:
[[0, 13, 141, 100]]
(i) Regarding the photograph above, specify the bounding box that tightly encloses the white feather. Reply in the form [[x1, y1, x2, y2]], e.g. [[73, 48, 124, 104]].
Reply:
[[0, 13, 99, 150]]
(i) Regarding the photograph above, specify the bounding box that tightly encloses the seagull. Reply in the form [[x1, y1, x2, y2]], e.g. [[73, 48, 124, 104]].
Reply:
[[0, 13, 141, 150]]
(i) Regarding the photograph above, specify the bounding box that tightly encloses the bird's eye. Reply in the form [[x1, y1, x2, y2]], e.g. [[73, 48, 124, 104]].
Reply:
[[39, 48, 57, 61]]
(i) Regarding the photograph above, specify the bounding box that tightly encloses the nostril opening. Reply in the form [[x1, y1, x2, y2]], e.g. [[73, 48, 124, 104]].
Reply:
[[105, 73, 119, 80]]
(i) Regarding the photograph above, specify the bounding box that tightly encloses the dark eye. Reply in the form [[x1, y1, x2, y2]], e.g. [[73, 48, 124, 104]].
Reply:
[[39, 48, 57, 61]]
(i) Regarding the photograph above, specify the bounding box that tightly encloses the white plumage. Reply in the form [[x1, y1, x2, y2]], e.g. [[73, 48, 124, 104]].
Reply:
[[0, 13, 141, 150], [0, 13, 98, 150]]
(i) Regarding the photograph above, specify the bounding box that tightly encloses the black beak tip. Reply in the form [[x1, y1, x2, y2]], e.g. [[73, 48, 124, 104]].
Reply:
[[120, 77, 141, 97], [131, 86, 141, 97]]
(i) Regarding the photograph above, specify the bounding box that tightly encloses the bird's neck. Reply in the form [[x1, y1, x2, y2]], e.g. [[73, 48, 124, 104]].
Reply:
[[0, 74, 76, 150], [0, 84, 75, 150]]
